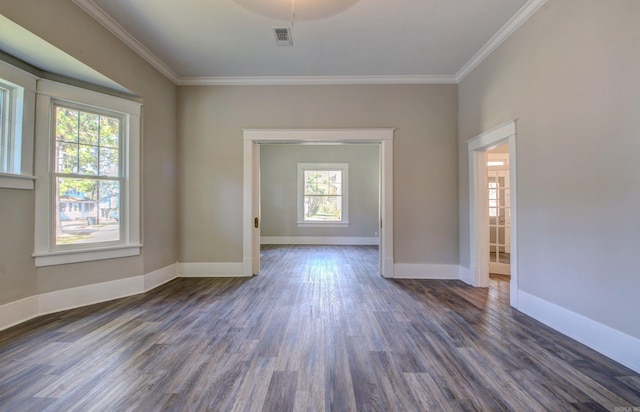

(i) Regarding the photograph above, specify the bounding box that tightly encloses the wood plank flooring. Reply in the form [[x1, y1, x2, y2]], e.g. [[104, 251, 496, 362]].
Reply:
[[0, 245, 638, 411]]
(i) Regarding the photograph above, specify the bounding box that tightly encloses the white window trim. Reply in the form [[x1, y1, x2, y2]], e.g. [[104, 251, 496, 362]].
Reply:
[[0, 59, 37, 189], [33, 79, 142, 266], [297, 162, 350, 228]]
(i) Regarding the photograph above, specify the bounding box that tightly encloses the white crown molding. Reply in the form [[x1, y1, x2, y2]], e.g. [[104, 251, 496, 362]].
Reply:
[[73, 0, 545, 86], [455, 0, 548, 82], [72, 0, 179, 84], [177, 75, 458, 86]]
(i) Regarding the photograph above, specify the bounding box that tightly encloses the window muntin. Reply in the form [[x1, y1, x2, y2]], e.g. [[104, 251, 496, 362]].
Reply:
[[53, 104, 124, 247], [297, 163, 349, 226]]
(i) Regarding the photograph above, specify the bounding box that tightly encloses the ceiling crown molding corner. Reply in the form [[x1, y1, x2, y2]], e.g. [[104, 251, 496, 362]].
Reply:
[[455, 0, 548, 83], [177, 75, 458, 86], [72, 0, 179, 84]]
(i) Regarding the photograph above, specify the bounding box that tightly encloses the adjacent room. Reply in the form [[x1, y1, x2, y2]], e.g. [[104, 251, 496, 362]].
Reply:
[[0, 0, 638, 410]]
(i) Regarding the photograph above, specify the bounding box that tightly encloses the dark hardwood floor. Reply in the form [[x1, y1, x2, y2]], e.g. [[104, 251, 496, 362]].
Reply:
[[0, 245, 638, 411]]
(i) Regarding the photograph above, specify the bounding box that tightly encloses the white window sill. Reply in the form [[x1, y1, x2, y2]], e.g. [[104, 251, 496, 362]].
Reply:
[[33, 244, 142, 267], [297, 221, 350, 228], [0, 173, 35, 190]]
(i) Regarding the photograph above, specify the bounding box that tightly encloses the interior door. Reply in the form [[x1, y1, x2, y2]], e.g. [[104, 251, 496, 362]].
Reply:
[[488, 166, 510, 276]]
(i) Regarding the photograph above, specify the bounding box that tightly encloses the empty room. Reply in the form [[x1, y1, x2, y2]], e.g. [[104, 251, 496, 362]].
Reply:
[[0, 0, 638, 410]]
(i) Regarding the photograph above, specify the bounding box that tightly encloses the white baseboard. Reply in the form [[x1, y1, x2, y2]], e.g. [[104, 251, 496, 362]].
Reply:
[[459, 265, 474, 285], [0, 296, 39, 331], [39, 276, 144, 315], [393, 263, 460, 280], [0, 263, 178, 332], [179, 262, 248, 277], [518, 290, 640, 374], [144, 263, 178, 291], [261, 236, 379, 245]]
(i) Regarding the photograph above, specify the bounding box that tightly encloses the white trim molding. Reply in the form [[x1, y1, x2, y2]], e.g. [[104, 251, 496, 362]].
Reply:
[[72, 0, 179, 84], [459, 265, 474, 285], [0, 173, 35, 190], [144, 263, 178, 292], [0, 296, 39, 332], [179, 262, 248, 278], [467, 120, 518, 308], [38, 275, 143, 315], [177, 75, 457, 86], [456, 0, 548, 82], [394, 264, 460, 280], [243, 129, 394, 278], [33, 244, 142, 267], [261, 236, 379, 246], [33, 79, 143, 267], [0, 263, 178, 332], [519, 291, 640, 374]]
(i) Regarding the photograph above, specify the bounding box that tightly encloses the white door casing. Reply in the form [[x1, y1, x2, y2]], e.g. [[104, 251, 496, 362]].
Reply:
[[467, 120, 518, 308]]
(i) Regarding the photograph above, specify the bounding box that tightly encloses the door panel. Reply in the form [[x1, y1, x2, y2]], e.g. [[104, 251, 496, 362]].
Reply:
[[488, 168, 510, 275]]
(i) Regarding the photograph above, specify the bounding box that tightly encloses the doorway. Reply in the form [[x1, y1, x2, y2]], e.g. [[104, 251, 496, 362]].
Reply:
[[242, 129, 395, 278], [467, 121, 518, 308]]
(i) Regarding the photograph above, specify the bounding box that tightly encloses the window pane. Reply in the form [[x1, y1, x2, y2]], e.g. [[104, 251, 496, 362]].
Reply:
[[55, 107, 78, 142], [304, 195, 342, 221], [100, 116, 120, 148], [99, 147, 119, 177], [0, 89, 6, 169], [304, 170, 343, 196], [79, 111, 99, 145], [55, 177, 120, 245], [304, 171, 324, 195], [55, 142, 78, 174], [78, 144, 98, 175]]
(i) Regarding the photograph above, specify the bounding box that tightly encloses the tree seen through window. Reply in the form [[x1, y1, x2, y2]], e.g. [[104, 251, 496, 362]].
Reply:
[[303, 170, 343, 221]]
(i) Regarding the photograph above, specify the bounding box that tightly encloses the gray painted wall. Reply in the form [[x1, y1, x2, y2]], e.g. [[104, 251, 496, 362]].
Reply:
[[0, 0, 178, 301], [458, 0, 640, 338], [260, 144, 379, 239], [178, 84, 459, 264]]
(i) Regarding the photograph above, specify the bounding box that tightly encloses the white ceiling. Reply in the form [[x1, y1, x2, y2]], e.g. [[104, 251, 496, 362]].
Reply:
[[74, 0, 545, 85]]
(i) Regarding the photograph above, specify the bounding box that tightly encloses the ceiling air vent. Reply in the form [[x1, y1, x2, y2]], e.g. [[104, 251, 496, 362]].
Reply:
[[273, 27, 293, 46]]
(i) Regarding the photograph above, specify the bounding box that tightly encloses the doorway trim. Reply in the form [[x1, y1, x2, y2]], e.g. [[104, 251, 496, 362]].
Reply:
[[242, 129, 395, 277], [467, 120, 518, 308]]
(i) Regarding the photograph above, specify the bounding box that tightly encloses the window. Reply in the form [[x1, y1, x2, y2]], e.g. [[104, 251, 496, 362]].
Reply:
[[0, 80, 17, 173], [53, 104, 123, 246], [34, 80, 141, 266], [297, 163, 349, 227], [0, 60, 36, 189]]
